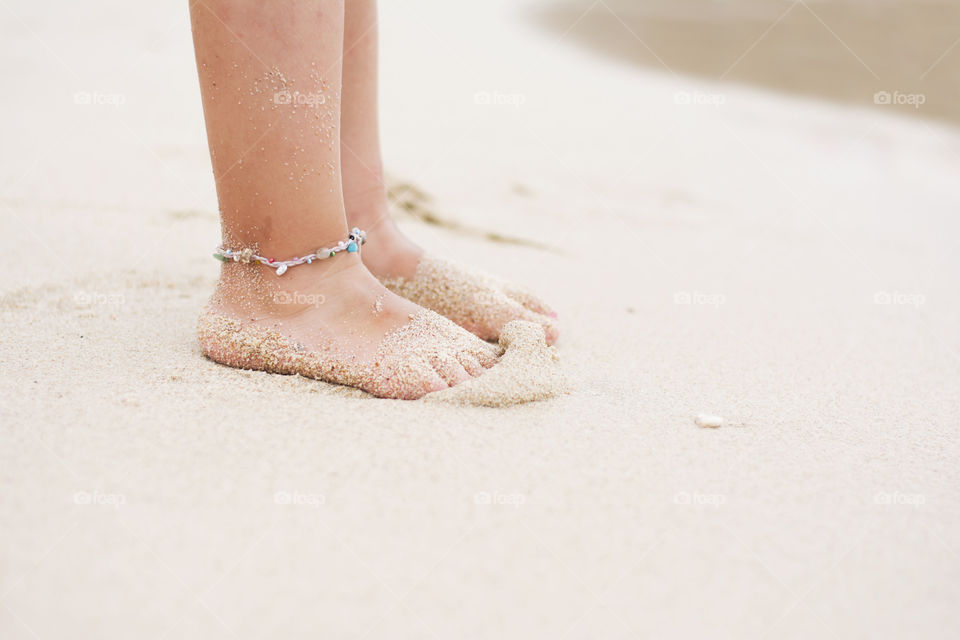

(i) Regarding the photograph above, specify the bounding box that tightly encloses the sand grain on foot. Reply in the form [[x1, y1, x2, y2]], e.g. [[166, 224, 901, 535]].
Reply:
[[198, 307, 501, 400], [381, 254, 558, 342], [424, 320, 567, 407]]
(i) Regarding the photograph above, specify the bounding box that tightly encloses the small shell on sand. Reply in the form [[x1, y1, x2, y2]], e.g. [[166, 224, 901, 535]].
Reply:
[[424, 320, 567, 407], [695, 414, 724, 428]]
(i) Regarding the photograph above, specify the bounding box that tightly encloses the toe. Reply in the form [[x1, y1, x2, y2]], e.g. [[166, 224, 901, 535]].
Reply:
[[456, 352, 485, 377], [501, 283, 557, 318], [517, 306, 559, 345], [431, 354, 472, 387], [472, 343, 500, 368], [537, 314, 560, 345], [494, 300, 559, 346], [409, 368, 448, 398]]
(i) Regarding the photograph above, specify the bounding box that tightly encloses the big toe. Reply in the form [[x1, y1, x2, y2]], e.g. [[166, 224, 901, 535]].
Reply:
[[537, 314, 560, 344], [495, 300, 558, 345], [502, 283, 557, 318]]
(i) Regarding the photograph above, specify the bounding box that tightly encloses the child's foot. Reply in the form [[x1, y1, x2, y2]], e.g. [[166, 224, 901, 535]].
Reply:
[[198, 257, 499, 400], [359, 217, 559, 345]]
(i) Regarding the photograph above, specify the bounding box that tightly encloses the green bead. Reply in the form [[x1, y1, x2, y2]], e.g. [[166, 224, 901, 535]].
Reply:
[[213, 253, 228, 262], [330, 251, 336, 257]]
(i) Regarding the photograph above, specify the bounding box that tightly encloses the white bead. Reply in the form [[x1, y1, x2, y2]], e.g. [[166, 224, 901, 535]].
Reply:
[[276, 264, 288, 275], [695, 414, 724, 428]]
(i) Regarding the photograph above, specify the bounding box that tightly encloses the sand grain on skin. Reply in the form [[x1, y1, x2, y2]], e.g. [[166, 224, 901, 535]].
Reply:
[[198, 308, 494, 399], [381, 255, 557, 341], [424, 321, 567, 406], [198, 307, 560, 404]]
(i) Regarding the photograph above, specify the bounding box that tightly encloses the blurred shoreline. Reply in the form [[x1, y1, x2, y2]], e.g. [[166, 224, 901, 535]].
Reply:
[[533, 0, 960, 127]]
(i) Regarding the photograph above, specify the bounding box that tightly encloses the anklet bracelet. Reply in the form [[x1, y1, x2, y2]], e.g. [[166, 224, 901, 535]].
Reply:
[[213, 227, 367, 276]]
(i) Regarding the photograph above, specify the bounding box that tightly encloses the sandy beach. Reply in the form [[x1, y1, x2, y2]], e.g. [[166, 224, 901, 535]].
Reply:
[[2, 0, 959, 637]]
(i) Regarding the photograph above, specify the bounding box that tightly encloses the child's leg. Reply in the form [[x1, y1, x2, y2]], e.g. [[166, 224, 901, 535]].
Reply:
[[339, 0, 559, 343], [189, 0, 496, 398]]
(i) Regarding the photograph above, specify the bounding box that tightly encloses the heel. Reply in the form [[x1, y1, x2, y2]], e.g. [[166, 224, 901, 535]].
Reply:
[[197, 309, 291, 374]]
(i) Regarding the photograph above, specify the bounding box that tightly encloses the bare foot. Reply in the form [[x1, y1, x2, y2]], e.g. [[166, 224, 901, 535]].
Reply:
[[358, 216, 559, 345], [198, 255, 499, 400]]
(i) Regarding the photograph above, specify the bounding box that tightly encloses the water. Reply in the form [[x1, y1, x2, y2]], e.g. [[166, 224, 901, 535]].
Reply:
[[534, 0, 960, 127]]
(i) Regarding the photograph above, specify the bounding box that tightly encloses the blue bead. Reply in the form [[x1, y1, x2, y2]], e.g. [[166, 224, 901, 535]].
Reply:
[[347, 241, 358, 253]]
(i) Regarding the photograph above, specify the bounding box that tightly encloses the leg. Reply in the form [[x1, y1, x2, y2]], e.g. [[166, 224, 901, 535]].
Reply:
[[339, 0, 559, 343], [189, 0, 496, 399], [339, 0, 421, 277]]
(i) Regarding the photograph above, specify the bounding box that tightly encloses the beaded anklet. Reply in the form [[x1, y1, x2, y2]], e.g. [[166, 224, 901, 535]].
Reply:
[[213, 227, 367, 276]]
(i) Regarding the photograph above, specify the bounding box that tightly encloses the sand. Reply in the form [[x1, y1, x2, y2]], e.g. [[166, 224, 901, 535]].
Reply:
[[381, 254, 559, 343], [196, 308, 512, 402], [426, 321, 568, 406], [2, 0, 959, 638]]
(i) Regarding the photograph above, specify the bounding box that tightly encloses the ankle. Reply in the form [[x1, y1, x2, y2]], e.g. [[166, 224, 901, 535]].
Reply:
[[211, 254, 366, 318], [359, 217, 423, 279], [343, 182, 390, 229], [220, 225, 354, 265]]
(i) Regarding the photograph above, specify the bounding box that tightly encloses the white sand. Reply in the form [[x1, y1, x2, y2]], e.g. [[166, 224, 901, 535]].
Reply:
[[1, 0, 959, 638]]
